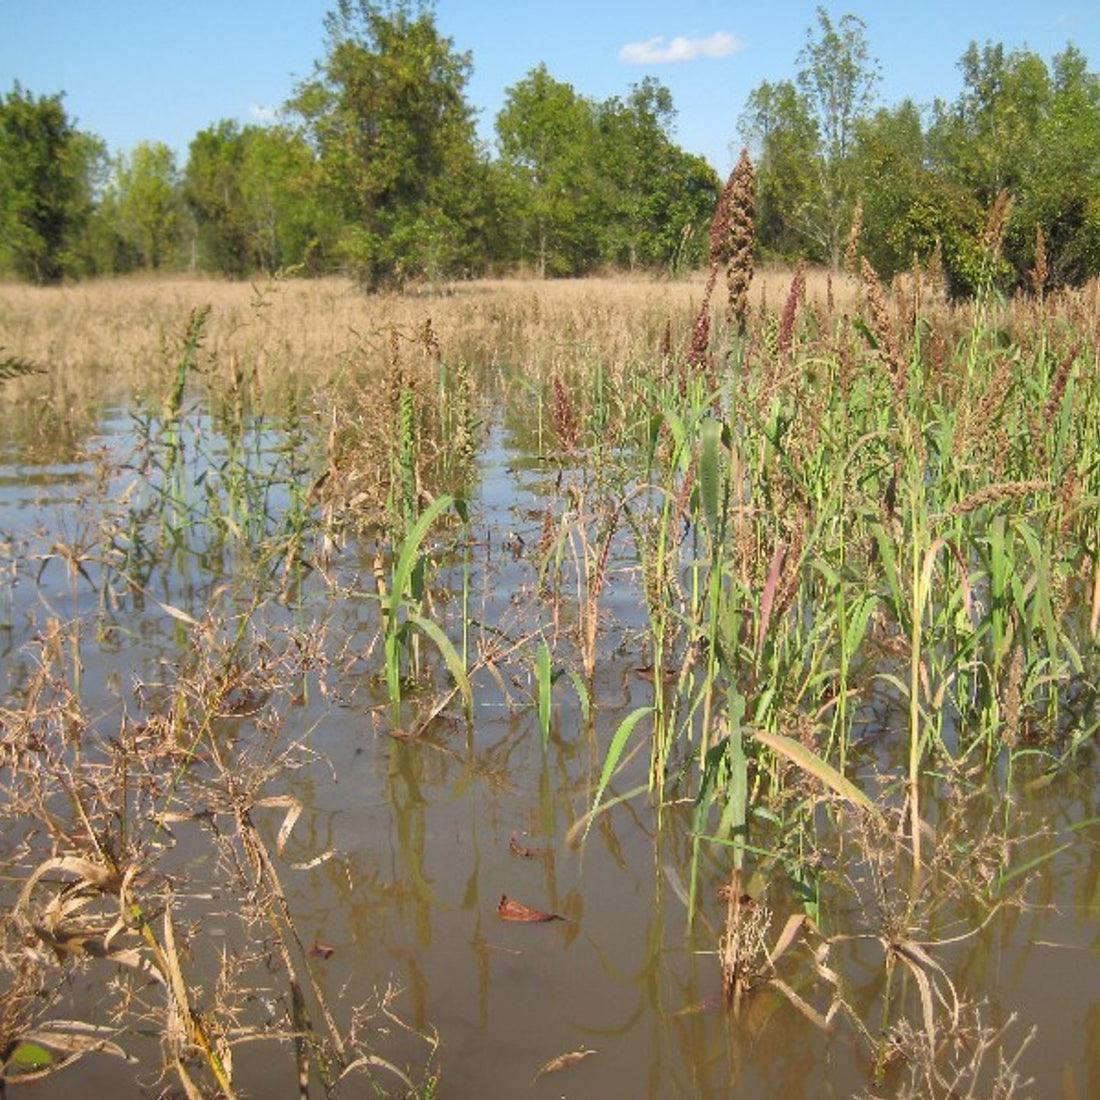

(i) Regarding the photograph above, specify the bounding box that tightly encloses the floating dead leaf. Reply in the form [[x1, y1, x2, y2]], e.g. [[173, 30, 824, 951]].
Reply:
[[309, 940, 336, 960], [509, 834, 545, 860], [532, 1047, 597, 1082], [497, 895, 563, 922]]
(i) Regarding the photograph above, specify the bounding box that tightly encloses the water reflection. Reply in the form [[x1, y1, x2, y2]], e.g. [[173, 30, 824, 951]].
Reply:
[[0, 384, 1096, 1098]]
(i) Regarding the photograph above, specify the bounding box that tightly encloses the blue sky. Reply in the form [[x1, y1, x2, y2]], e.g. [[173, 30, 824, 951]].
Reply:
[[1, 1, 1097, 177]]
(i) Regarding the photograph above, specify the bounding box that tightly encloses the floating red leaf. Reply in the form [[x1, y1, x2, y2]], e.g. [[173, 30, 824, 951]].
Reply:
[[498, 894, 563, 922], [308, 940, 336, 959]]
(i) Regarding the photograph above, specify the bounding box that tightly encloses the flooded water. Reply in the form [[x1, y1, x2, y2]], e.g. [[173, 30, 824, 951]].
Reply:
[[1, 389, 1097, 1100]]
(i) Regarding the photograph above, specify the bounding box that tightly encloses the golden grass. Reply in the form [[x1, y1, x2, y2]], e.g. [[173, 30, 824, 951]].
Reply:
[[0, 267, 864, 391]]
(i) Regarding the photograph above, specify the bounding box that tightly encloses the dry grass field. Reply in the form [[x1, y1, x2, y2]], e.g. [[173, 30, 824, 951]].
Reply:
[[0, 267, 865, 385]]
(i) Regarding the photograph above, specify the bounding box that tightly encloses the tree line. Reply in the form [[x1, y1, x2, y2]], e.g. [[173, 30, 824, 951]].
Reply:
[[2, 1, 1098, 296]]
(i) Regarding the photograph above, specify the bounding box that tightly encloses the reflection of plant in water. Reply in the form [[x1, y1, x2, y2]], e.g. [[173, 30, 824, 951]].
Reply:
[[368, 492, 472, 724], [704, 791, 1040, 1097], [864, 1005, 1034, 1100], [821, 795, 1036, 1095]]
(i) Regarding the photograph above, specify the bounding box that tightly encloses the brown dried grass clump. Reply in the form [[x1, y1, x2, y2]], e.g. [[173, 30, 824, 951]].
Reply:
[[0, 593, 436, 1095]]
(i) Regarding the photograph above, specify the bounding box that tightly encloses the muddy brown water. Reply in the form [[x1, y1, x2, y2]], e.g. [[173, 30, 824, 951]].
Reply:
[[1, 407, 1097, 1098]]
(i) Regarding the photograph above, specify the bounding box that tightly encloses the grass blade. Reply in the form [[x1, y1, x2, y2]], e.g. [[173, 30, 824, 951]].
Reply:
[[583, 707, 652, 842], [751, 727, 880, 818]]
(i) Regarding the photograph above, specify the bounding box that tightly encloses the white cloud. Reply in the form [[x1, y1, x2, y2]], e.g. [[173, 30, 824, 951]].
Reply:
[[619, 31, 743, 65], [250, 104, 279, 122]]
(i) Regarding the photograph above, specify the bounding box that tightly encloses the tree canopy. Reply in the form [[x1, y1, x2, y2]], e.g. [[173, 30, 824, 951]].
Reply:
[[286, 0, 486, 287], [3, 3, 1100, 295], [741, 10, 1100, 293], [0, 83, 102, 283]]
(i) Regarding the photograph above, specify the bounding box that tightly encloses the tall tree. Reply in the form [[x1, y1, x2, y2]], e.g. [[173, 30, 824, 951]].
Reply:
[[929, 43, 1050, 205], [595, 78, 720, 270], [237, 126, 328, 274], [184, 121, 327, 276], [287, 0, 484, 288], [113, 141, 181, 270], [0, 83, 100, 283], [184, 120, 252, 275], [796, 7, 880, 266], [1034, 46, 1100, 284], [852, 100, 981, 283], [495, 64, 600, 276], [929, 42, 1100, 289], [739, 79, 819, 260], [739, 8, 879, 266]]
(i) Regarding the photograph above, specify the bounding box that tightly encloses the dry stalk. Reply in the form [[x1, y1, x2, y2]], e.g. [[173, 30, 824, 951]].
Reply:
[[718, 868, 840, 1032], [860, 257, 903, 380], [778, 262, 806, 360], [551, 373, 579, 451]]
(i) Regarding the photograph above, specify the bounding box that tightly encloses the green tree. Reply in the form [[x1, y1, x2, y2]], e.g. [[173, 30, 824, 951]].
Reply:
[[184, 121, 329, 276], [852, 101, 981, 283], [287, 0, 485, 288], [497, 67, 719, 274], [113, 141, 182, 270], [495, 65, 600, 276], [797, 7, 880, 266], [0, 83, 100, 283], [184, 120, 253, 275], [739, 79, 819, 260], [929, 43, 1050, 205], [595, 78, 720, 270], [238, 126, 329, 274], [1033, 46, 1100, 284], [928, 42, 1100, 289], [851, 101, 928, 274], [739, 8, 879, 266]]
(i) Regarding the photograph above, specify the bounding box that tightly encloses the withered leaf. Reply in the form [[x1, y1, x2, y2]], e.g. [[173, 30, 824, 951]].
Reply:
[[497, 894, 563, 922], [533, 1047, 597, 1082], [308, 940, 336, 959]]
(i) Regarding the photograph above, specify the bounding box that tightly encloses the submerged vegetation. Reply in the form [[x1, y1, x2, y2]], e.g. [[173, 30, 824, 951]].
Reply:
[[0, 183, 1099, 1094]]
